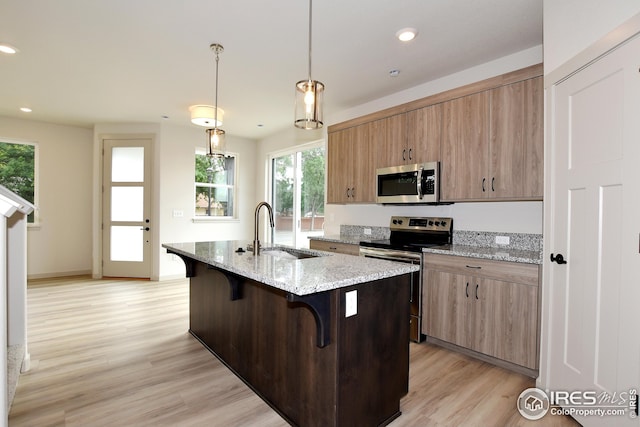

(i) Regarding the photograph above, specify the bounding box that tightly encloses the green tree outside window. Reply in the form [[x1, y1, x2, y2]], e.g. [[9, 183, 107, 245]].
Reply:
[[0, 141, 36, 222]]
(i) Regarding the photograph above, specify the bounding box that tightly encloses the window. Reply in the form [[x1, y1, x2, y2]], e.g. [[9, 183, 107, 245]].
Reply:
[[270, 143, 325, 248], [0, 139, 37, 223], [195, 152, 236, 219]]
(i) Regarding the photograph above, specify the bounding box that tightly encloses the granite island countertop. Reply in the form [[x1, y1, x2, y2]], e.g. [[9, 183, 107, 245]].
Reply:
[[163, 240, 419, 296]]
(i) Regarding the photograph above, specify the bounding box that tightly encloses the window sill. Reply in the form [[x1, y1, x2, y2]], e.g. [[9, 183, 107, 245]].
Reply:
[[192, 216, 239, 224]]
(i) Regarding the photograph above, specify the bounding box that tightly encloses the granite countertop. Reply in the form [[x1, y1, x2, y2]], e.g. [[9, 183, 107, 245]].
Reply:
[[422, 244, 542, 265], [163, 240, 418, 296], [309, 235, 542, 264], [310, 235, 364, 245]]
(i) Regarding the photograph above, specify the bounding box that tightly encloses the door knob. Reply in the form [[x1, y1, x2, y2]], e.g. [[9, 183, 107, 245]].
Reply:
[[550, 253, 567, 264]]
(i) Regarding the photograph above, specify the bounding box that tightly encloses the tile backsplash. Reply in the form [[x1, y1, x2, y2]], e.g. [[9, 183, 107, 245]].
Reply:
[[340, 224, 542, 252]]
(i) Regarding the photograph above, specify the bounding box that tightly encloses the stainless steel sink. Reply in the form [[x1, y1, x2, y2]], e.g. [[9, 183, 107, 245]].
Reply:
[[260, 247, 324, 260]]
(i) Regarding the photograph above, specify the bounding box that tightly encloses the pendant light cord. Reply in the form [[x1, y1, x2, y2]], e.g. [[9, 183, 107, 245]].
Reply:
[[308, 0, 313, 81], [214, 48, 220, 128]]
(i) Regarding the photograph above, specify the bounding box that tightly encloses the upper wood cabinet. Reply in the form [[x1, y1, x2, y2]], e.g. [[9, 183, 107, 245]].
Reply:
[[326, 64, 543, 204], [326, 123, 375, 204], [374, 105, 443, 170], [372, 114, 406, 170], [440, 77, 543, 202], [441, 91, 490, 201], [490, 76, 543, 199], [405, 104, 443, 165]]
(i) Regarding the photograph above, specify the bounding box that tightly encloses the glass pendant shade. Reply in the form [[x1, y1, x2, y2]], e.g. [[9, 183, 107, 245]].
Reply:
[[294, 0, 324, 130], [190, 105, 224, 127], [206, 128, 226, 158], [294, 79, 324, 129]]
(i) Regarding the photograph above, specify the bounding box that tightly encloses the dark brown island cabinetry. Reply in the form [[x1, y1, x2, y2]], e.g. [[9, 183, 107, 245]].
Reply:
[[186, 259, 410, 427]]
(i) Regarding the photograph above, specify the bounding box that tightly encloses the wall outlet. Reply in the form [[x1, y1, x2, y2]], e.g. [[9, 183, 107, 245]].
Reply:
[[363, 228, 372, 235], [173, 209, 184, 218], [345, 290, 357, 317], [495, 235, 510, 245]]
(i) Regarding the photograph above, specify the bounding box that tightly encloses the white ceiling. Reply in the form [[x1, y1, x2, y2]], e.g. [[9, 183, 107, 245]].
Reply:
[[0, 0, 542, 140]]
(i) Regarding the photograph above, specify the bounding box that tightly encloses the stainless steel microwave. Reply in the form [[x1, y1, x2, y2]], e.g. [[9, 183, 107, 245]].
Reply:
[[376, 162, 440, 204]]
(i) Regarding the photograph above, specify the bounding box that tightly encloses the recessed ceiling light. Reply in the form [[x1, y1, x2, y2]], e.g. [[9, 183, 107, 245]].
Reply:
[[0, 43, 19, 54], [389, 69, 400, 77], [20, 107, 32, 113], [396, 28, 417, 42]]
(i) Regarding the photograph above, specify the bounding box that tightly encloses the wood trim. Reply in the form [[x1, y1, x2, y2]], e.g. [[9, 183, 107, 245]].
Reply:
[[426, 336, 538, 378], [328, 63, 543, 133]]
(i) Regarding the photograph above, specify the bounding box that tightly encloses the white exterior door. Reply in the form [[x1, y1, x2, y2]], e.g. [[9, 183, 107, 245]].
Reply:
[[542, 34, 640, 425], [102, 138, 153, 278]]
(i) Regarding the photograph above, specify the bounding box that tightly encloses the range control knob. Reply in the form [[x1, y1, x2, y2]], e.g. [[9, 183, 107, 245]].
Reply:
[[397, 219, 403, 225], [392, 219, 397, 224], [441, 221, 447, 227], [428, 220, 434, 226], [434, 221, 440, 226]]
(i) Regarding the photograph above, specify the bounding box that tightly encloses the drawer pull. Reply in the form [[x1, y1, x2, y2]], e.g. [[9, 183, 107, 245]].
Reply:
[[329, 246, 337, 250], [475, 284, 479, 300], [465, 265, 482, 269], [465, 282, 469, 298]]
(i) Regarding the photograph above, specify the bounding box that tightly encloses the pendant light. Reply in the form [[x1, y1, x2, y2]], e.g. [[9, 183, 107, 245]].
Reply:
[[206, 43, 226, 158], [294, 0, 324, 130]]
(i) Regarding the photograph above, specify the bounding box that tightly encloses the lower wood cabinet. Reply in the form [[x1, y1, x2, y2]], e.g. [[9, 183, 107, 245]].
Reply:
[[423, 253, 540, 371], [309, 239, 360, 256]]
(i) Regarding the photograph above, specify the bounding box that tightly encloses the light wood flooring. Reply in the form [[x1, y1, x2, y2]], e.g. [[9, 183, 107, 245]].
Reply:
[[9, 276, 580, 426]]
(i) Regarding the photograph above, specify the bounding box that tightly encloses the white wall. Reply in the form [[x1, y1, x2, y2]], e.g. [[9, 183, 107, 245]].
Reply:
[[257, 46, 545, 236], [543, 1, 640, 74], [93, 122, 258, 280], [157, 123, 257, 279], [0, 116, 93, 278]]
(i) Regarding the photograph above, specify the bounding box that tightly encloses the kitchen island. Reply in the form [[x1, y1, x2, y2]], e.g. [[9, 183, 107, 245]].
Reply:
[[163, 241, 417, 427]]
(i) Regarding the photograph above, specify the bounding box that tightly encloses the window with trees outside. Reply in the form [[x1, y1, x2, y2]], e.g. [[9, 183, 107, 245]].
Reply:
[[0, 140, 37, 223], [271, 144, 325, 248], [195, 152, 236, 219]]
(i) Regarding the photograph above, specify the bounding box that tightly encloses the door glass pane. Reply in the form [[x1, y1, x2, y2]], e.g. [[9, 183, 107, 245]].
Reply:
[[272, 154, 295, 246], [300, 147, 325, 245], [111, 186, 144, 221], [112, 147, 144, 182], [111, 226, 143, 262], [271, 146, 325, 248]]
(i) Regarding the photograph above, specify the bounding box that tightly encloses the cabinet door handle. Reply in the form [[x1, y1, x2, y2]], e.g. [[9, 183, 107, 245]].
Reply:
[[482, 177, 486, 192], [329, 246, 337, 250], [351, 187, 355, 198], [465, 265, 481, 269], [491, 177, 495, 192], [346, 188, 351, 198], [475, 284, 479, 300], [550, 253, 567, 264], [408, 148, 412, 160], [465, 282, 469, 298], [402, 149, 406, 161]]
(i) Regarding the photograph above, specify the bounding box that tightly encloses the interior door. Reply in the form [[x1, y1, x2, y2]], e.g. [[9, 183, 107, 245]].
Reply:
[[543, 34, 640, 426], [102, 138, 152, 278]]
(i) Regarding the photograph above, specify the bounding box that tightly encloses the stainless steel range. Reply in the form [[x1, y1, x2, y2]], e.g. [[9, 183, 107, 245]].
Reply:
[[359, 216, 453, 342]]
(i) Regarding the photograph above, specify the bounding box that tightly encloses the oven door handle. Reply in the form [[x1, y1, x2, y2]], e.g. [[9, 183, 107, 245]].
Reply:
[[416, 166, 424, 200]]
